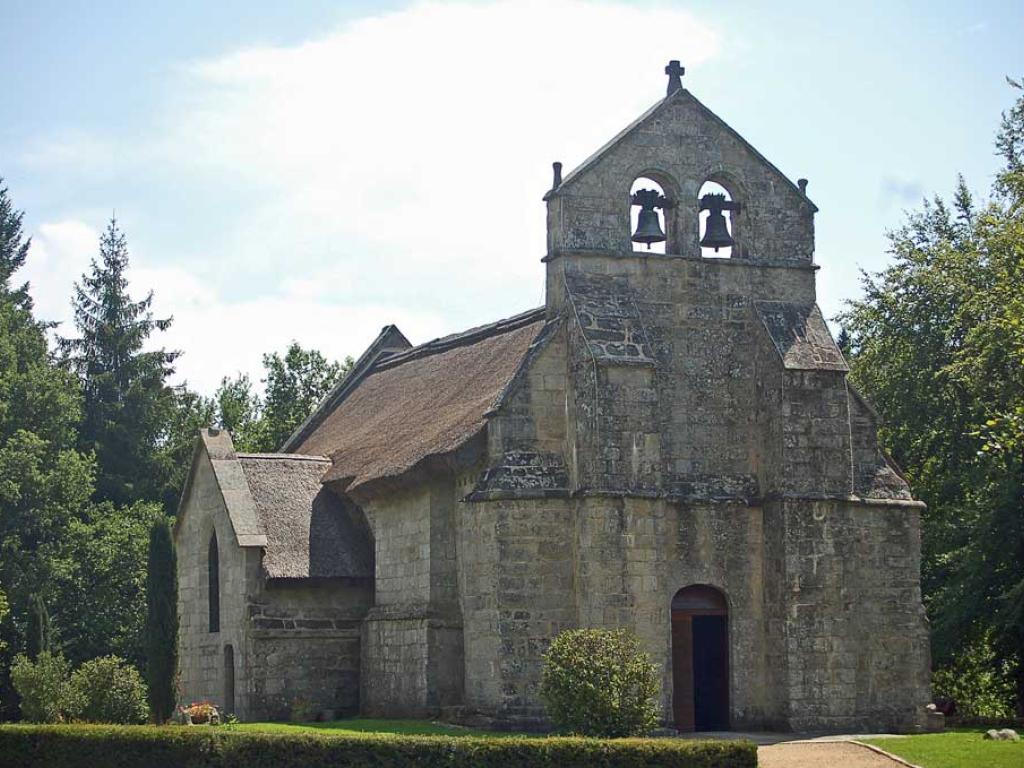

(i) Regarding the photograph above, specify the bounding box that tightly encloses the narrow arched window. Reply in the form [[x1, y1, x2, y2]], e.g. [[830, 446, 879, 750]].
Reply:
[[208, 532, 220, 633]]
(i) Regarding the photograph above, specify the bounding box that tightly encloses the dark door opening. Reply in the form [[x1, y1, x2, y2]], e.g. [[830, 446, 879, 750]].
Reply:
[[223, 644, 235, 714], [671, 585, 729, 731]]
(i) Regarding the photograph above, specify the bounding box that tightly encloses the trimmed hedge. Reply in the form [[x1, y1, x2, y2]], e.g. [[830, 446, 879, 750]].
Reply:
[[0, 724, 757, 768]]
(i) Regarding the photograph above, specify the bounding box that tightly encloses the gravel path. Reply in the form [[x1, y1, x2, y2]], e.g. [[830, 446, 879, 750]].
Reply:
[[758, 741, 905, 767]]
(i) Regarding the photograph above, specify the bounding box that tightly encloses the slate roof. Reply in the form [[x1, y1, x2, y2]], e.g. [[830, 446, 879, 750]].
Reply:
[[238, 453, 372, 580], [754, 301, 848, 371], [292, 308, 548, 492]]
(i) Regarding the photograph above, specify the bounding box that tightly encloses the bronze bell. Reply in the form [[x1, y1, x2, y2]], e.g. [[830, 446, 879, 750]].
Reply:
[[632, 208, 666, 248], [699, 193, 735, 252], [631, 188, 667, 249]]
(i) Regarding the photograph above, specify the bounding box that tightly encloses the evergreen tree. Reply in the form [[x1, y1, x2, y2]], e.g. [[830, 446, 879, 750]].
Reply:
[[25, 595, 50, 661], [0, 588, 7, 654], [144, 517, 178, 723], [59, 217, 179, 506]]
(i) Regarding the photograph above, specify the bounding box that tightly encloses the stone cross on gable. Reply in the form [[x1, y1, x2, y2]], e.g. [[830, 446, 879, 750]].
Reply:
[[665, 60, 685, 96]]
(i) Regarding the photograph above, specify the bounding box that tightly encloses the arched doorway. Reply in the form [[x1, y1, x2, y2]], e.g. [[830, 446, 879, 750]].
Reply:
[[223, 644, 235, 714], [671, 585, 729, 731]]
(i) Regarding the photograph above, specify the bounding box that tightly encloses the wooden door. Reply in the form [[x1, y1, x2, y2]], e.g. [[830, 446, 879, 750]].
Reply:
[[671, 585, 729, 732]]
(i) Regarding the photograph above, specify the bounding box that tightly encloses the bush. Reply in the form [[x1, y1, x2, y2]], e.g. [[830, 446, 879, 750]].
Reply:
[[540, 628, 660, 737], [10, 652, 77, 723], [68, 656, 149, 724], [0, 724, 757, 768]]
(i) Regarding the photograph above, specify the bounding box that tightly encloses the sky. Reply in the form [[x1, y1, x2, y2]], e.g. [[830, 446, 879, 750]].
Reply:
[[1, 0, 1021, 394]]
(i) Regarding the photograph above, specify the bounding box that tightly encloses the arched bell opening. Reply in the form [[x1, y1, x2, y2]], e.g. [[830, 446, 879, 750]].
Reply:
[[630, 176, 669, 254], [671, 584, 730, 732], [698, 180, 737, 259]]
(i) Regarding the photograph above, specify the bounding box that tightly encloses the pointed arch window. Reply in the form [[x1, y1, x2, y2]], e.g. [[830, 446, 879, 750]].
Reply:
[[208, 532, 220, 633]]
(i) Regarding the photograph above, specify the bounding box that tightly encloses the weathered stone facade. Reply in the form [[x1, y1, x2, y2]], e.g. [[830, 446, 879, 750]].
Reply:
[[176, 69, 932, 732]]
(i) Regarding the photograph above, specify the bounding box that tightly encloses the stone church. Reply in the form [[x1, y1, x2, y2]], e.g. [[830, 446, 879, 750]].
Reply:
[[174, 63, 933, 733]]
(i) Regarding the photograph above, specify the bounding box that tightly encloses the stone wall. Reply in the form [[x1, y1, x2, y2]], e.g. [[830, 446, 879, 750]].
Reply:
[[457, 498, 576, 728], [360, 478, 464, 716], [768, 498, 931, 731], [549, 252, 819, 500], [572, 496, 780, 729], [245, 580, 372, 720]]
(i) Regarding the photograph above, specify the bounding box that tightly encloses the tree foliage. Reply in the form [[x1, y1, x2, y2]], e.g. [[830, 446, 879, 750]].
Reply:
[[144, 517, 178, 723], [840, 78, 1024, 714], [0, 180, 94, 717], [201, 347, 351, 453], [49, 502, 162, 669], [260, 343, 350, 450], [59, 217, 179, 506]]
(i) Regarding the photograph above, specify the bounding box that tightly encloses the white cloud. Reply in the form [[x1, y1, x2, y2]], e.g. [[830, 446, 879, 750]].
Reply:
[[24, 221, 446, 394], [25, 219, 98, 330], [25, 1, 721, 393]]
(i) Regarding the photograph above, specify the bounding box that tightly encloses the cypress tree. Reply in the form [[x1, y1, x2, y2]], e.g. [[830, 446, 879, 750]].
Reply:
[[25, 595, 51, 661], [144, 517, 178, 722]]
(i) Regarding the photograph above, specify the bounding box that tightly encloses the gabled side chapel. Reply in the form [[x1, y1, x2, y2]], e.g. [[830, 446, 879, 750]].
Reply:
[[175, 63, 933, 733]]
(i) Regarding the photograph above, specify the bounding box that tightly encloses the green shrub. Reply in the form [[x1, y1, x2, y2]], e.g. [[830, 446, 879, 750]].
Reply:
[[0, 724, 757, 768], [68, 656, 149, 724], [540, 628, 660, 737], [10, 652, 78, 723]]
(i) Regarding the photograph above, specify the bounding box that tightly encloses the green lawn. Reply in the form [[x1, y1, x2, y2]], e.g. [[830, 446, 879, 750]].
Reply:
[[861, 729, 1023, 768], [227, 717, 531, 739]]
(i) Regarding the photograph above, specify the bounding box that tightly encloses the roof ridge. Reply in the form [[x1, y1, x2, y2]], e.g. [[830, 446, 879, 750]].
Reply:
[[375, 307, 545, 370], [237, 452, 330, 462]]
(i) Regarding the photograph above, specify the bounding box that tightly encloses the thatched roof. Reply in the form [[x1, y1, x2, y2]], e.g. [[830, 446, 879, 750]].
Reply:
[[238, 454, 372, 580], [175, 429, 372, 581], [293, 308, 548, 492]]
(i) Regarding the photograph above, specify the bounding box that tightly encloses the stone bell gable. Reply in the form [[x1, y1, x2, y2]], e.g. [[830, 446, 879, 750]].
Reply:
[[543, 78, 816, 263]]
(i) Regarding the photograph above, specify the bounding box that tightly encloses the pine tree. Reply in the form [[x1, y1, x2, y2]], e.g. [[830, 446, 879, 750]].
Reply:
[[60, 217, 179, 505], [0, 177, 31, 309], [25, 594, 51, 660], [144, 517, 178, 723]]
